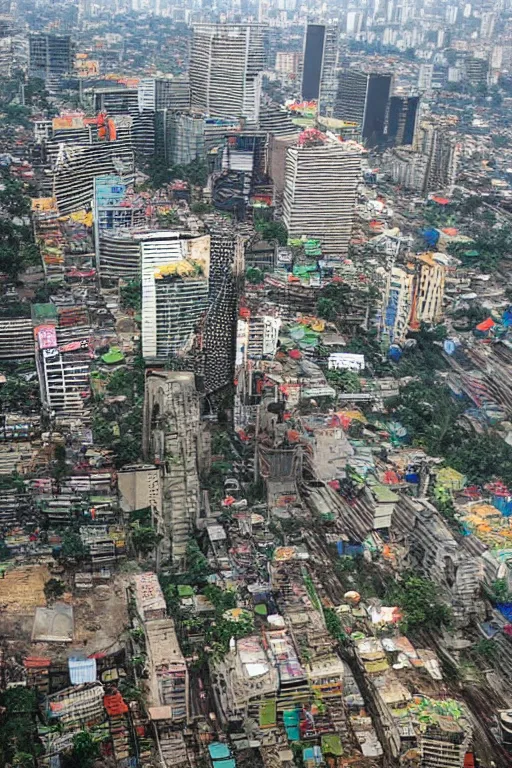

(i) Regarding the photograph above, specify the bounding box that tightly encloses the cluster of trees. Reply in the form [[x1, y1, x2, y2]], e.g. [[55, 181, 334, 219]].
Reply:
[[0, 170, 40, 279], [391, 376, 512, 487], [120, 279, 142, 312], [386, 572, 452, 634], [254, 219, 288, 246], [146, 157, 208, 190]]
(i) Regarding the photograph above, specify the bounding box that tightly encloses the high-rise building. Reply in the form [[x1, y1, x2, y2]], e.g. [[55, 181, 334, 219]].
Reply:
[[301, 23, 338, 112], [318, 26, 339, 118], [416, 119, 459, 193], [301, 23, 325, 100], [387, 119, 458, 194], [465, 55, 488, 87], [417, 63, 433, 91], [47, 114, 135, 215], [480, 11, 496, 39], [282, 130, 361, 256], [378, 265, 414, 345], [334, 70, 392, 146], [29, 34, 72, 80], [202, 226, 245, 394], [190, 23, 267, 122], [387, 96, 419, 146], [143, 371, 203, 565], [141, 232, 210, 361], [410, 253, 447, 329]]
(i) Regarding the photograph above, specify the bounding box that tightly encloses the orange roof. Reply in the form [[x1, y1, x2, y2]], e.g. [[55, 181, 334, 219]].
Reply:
[[476, 317, 495, 332]]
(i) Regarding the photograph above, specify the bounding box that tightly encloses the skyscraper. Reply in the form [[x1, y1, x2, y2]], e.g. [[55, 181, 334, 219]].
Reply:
[[190, 23, 267, 122], [302, 23, 325, 100], [282, 130, 361, 256], [334, 70, 392, 147], [387, 96, 419, 146], [29, 34, 72, 81], [141, 232, 210, 361], [301, 23, 338, 113]]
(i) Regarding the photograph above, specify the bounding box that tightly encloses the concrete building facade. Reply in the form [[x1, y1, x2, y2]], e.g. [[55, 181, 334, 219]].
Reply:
[[282, 131, 361, 256]]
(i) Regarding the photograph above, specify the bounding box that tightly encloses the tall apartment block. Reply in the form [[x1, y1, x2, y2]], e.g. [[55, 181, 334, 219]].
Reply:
[[415, 119, 459, 193], [29, 34, 72, 80], [190, 23, 267, 122], [143, 371, 203, 565], [335, 70, 392, 147], [282, 131, 361, 256], [141, 232, 210, 361], [301, 24, 338, 116]]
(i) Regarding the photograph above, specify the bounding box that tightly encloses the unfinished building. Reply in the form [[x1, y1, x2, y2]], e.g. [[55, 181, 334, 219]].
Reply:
[[143, 371, 203, 565]]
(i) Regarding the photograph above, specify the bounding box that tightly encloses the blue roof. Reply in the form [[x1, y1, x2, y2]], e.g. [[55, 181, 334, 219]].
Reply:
[[68, 658, 97, 685], [209, 743, 231, 760]]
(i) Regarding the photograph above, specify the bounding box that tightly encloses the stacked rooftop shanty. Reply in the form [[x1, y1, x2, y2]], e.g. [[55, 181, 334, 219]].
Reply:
[[140, 232, 210, 361], [143, 372, 203, 566], [190, 23, 267, 122], [282, 130, 362, 256]]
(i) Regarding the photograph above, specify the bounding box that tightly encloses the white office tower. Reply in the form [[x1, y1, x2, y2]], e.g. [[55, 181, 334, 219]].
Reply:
[[190, 23, 267, 121], [282, 131, 362, 256], [141, 232, 210, 361]]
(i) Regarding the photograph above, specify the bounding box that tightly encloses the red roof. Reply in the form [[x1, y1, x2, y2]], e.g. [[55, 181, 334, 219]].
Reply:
[[24, 657, 51, 668], [476, 317, 496, 332], [431, 195, 450, 205], [104, 692, 129, 716]]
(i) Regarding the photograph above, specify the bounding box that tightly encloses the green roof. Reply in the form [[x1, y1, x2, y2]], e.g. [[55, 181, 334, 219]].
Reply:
[[371, 484, 399, 503]]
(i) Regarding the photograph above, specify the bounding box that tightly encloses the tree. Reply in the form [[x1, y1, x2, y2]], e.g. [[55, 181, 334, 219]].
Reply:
[[131, 525, 162, 557], [388, 572, 452, 632], [44, 578, 65, 603], [69, 731, 100, 768], [120, 279, 142, 312], [255, 220, 288, 246], [60, 531, 87, 562]]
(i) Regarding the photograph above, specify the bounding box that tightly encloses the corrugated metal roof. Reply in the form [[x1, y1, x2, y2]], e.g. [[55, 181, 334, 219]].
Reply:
[[68, 657, 97, 685]]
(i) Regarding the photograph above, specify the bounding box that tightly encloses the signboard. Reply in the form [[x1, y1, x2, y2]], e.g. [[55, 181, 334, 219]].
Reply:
[[52, 114, 85, 130], [236, 319, 248, 366], [31, 197, 57, 213], [95, 175, 127, 208], [35, 325, 57, 350], [328, 353, 365, 372], [262, 317, 281, 357]]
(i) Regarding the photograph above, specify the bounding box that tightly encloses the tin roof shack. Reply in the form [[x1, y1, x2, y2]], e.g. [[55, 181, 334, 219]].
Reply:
[[390, 495, 483, 626]]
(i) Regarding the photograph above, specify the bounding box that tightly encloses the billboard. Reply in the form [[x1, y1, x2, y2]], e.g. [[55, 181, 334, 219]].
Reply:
[[94, 175, 127, 207], [328, 353, 365, 372]]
